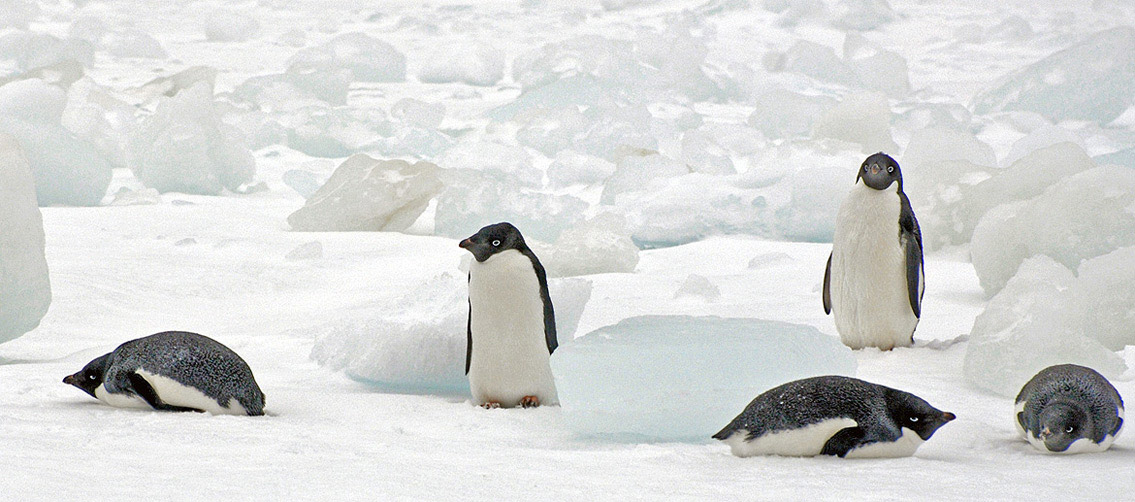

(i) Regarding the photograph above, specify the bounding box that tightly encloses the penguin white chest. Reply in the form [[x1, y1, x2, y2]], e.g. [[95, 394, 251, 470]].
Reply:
[[830, 183, 919, 349], [467, 250, 557, 407]]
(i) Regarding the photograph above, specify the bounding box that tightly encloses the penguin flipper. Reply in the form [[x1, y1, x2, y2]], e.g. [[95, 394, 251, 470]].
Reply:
[[822, 252, 833, 315], [821, 426, 867, 457], [899, 192, 924, 318], [465, 297, 472, 376], [523, 248, 558, 355], [127, 372, 202, 413]]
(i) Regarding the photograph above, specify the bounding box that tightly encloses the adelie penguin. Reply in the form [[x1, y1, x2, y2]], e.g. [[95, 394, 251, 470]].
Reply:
[[714, 376, 954, 458], [1015, 364, 1125, 454], [824, 152, 924, 350], [64, 331, 265, 416], [460, 222, 558, 409]]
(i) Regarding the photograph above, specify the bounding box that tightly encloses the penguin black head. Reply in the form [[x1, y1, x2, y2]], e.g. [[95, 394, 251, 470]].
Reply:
[[63, 353, 111, 398], [459, 222, 527, 262], [1036, 401, 1092, 452], [885, 388, 956, 440], [857, 152, 902, 191]]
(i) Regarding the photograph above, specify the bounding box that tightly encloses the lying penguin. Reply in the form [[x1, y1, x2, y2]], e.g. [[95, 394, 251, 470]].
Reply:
[[64, 331, 265, 416], [714, 376, 954, 458], [1015, 364, 1124, 454]]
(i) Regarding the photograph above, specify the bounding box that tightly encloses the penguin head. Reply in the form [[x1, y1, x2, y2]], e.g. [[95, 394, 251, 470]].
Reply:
[[1036, 401, 1092, 452], [857, 152, 902, 191], [885, 388, 956, 440], [459, 222, 527, 262], [63, 353, 111, 398]]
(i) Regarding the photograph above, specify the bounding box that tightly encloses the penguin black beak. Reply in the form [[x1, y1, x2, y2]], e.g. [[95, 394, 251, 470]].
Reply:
[[63, 374, 78, 386], [459, 238, 472, 249], [942, 412, 956, 422]]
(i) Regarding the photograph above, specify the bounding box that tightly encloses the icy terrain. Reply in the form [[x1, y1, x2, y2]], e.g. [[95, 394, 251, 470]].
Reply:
[[2, 0, 1135, 500]]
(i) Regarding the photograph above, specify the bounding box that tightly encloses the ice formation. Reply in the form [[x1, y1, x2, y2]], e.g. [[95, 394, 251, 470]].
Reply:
[[775, 165, 850, 242], [0, 134, 50, 342], [127, 81, 255, 195], [203, 11, 261, 42], [288, 155, 443, 232], [287, 33, 406, 82], [812, 91, 897, 153], [0, 78, 111, 206], [970, 165, 1135, 296], [747, 88, 836, 140], [433, 171, 589, 243], [972, 27, 1135, 124], [417, 46, 504, 86], [550, 316, 857, 442], [963, 256, 1126, 397], [536, 213, 640, 277], [311, 275, 591, 394]]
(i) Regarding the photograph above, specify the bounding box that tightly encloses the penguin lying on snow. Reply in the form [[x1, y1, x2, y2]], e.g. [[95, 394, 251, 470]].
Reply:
[[714, 376, 954, 458], [64, 331, 265, 416], [824, 152, 924, 350], [460, 222, 558, 409], [1016, 364, 1124, 454]]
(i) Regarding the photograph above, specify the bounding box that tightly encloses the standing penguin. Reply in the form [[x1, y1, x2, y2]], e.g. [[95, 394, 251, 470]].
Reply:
[[63, 331, 265, 416], [460, 222, 558, 409], [713, 376, 955, 458], [1015, 364, 1125, 454], [823, 152, 924, 350]]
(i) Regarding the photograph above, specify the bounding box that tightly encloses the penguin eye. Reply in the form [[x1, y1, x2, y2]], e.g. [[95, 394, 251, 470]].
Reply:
[[1065, 426, 1075, 434], [909, 416, 919, 423], [863, 165, 869, 171], [87, 374, 97, 381], [887, 166, 894, 173], [491, 240, 501, 247]]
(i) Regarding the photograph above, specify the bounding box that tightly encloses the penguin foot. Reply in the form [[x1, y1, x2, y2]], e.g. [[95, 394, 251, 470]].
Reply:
[[520, 396, 540, 408], [480, 401, 501, 409]]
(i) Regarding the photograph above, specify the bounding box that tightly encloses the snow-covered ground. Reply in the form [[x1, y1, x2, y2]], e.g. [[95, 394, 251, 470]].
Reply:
[[2, 0, 1135, 500]]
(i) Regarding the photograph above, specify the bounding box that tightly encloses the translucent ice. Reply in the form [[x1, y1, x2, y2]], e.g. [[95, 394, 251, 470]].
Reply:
[[0, 32, 94, 71], [775, 165, 850, 242], [601, 152, 689, 204], [0, 79, 111, 206], [537, 213, 640, 277], [812, 91, 897, 153], [674, 274, 720, 300], [613, 173, 772, 247], [287, 33, 406, 82], [784, 40, 861, 89], [550, 316, 857, 442], [203, 11, 261, 42], [104, 29, 167, 59], [418, 46, 504, 86], [972, 27, 1135, 124], [747, 88, 836, 140], [0, 0, 39, 30], [831, 0, 896, 31], [288, 155, 443, 232], [311, 274, 591, 394], [1071, 246, 1135, 350], [850, 49, 910, 98], [963, 256, 1126, 397], [970, 165, 1135, 296], [0, 134, 50, 342], [127, 81, 255, 194], [546, 151, 616, 188], [433, 170, 588, 243], [233, 69, 351, 109]]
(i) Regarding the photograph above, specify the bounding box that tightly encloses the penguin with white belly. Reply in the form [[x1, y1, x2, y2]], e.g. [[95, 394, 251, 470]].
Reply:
[[63, 331, 265, 416], [714, 376, 955, 458], [823, 152, 924, 350], [460, 222, 558, 409]]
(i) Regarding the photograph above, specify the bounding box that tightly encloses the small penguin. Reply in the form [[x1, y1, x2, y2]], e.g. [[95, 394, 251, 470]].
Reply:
[[63, 331, 265, 416], [1015, 364, 1125, 454], [460, 222, 558, 409], [824, 152, 924, 350], [713, 376, 954, 458]]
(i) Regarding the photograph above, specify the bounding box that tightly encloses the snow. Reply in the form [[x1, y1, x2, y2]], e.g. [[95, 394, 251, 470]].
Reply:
[[287, 155, 443, 232], [551, 315, 857, 442], [2, 0, 1135, 499], [0, 134, 50, 342]]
